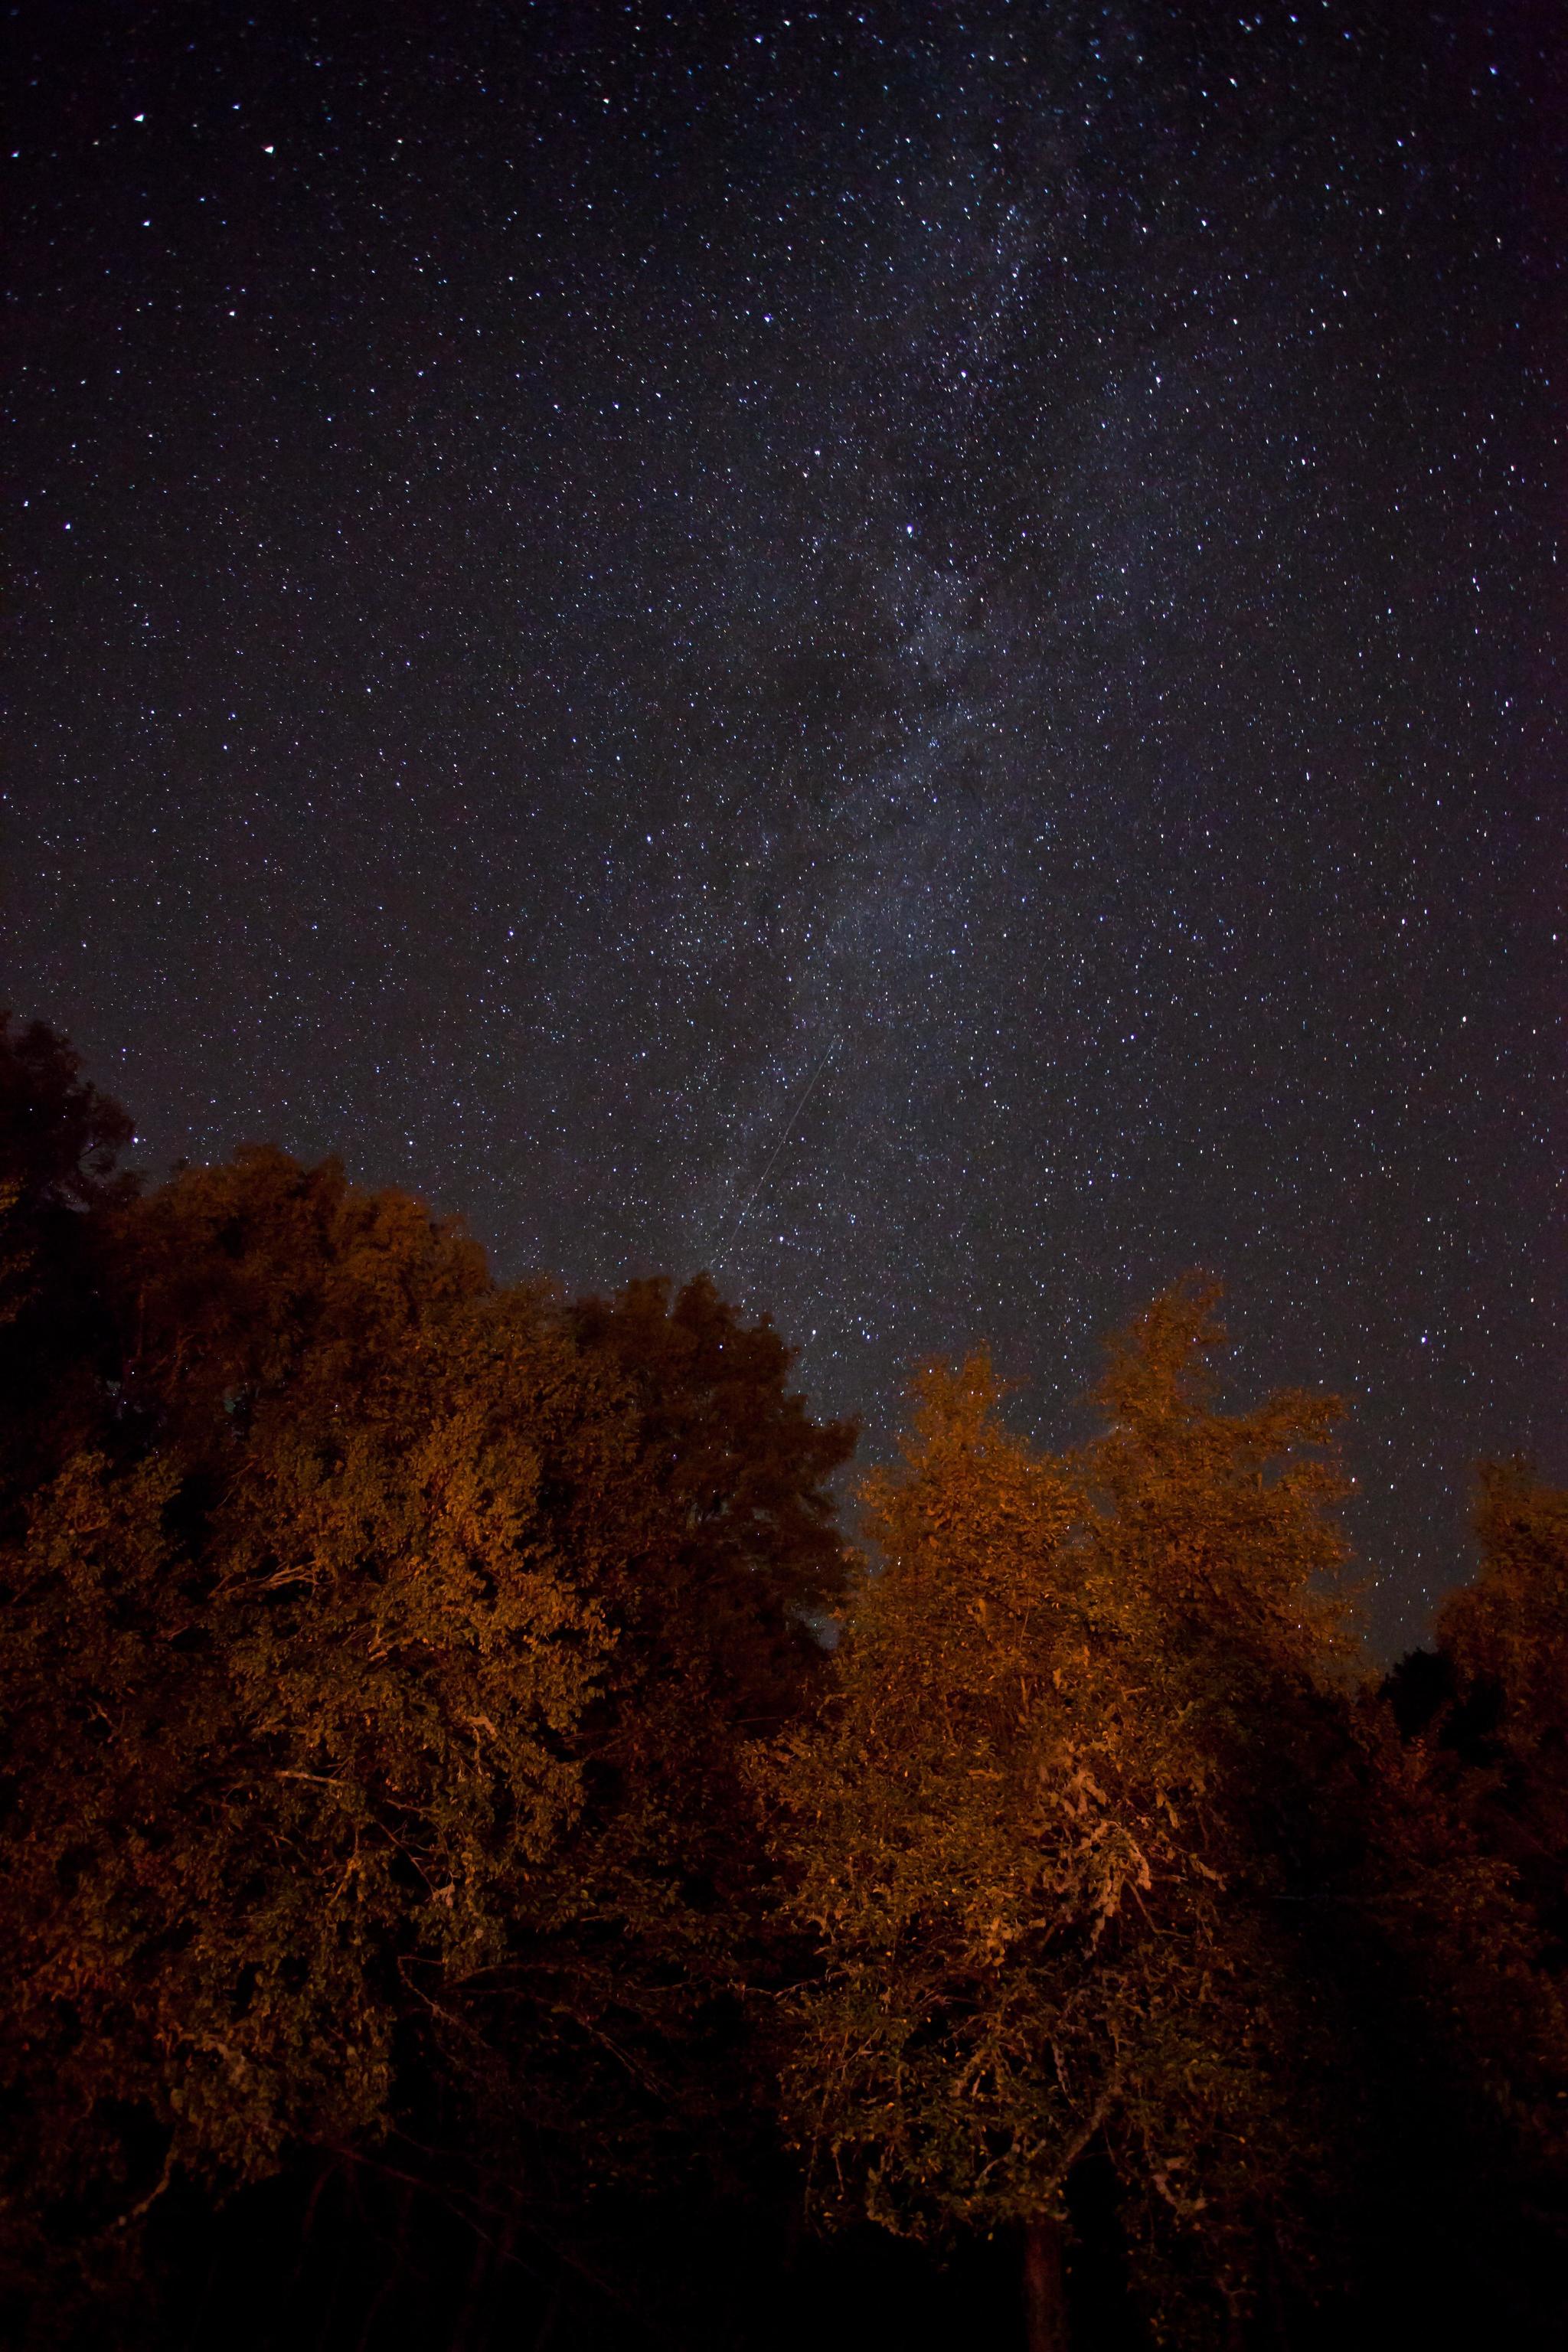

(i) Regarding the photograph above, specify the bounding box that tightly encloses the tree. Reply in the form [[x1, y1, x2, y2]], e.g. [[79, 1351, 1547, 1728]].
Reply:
[[477, 1275, 859, 2340], [0, 1142, 860, 2346], [1377, 1461, 1568, 2052], [0, 1013, 136, 1508], [768, 1287, 1364, 2348], [570, 1272, 854, 1728], [0, 1148, 637, 2332], [1431, 1464, 1568, 1943], [0, 1011, 133, 1295], [1366, 1464, 1568, 2337], [567, 1272, 854, 1903]]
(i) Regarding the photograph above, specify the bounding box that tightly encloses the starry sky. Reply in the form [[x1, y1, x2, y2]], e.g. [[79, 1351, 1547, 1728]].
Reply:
[[7, 2, 1563, 1653]]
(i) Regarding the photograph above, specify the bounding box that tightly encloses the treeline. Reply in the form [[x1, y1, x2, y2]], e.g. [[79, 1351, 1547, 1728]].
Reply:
[[0, 1011, 1564, 2352]]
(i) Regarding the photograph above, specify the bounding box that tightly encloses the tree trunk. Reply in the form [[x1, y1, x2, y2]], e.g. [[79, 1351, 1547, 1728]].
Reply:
[[1022, 2214, 1070, 2352]]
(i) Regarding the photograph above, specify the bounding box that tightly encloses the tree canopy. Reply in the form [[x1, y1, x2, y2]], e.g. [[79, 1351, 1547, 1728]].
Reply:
[[0, 1011, 137, 1505], [766, 1291, 1363, 2344], [0, 1085, 853, 2343], [1, 1018, 1564, 2351]]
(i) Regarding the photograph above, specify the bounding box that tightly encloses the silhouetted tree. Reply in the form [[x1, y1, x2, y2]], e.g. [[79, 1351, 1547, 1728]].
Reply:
[[570, 1272, 854, 1734], [0, 1012, 136, 1508], [567, 1273, 853, 1950], [1364, 1465, 1568, 2339], [475, 1275, 858, 2337], [1432, 1465, 1568, 1944]]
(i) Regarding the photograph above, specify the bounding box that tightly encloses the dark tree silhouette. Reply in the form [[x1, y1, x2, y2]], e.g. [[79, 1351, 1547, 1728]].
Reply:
[[0, 1013, 136, 1508]]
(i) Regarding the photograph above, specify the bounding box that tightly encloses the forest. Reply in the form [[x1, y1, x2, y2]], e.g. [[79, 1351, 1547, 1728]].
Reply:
[[0, 1008, 1564, 2351]]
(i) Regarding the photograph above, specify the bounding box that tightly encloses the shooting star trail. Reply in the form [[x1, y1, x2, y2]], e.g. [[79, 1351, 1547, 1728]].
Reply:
[[710, 1034, 839, 1269]]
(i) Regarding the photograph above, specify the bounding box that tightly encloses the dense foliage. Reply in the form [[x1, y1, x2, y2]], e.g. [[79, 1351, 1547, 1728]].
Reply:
[[0, 1014, 1563, 2350], [767, 1304, 1361, 2341], [768, 1303, 1568, 2347]]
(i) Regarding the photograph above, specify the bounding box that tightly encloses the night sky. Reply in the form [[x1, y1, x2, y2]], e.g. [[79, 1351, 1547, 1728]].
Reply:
[[7, 2, 1563, 1654]]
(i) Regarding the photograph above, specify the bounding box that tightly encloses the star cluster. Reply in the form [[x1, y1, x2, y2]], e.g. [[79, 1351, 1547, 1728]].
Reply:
[[7, 2, 1563, 1649]]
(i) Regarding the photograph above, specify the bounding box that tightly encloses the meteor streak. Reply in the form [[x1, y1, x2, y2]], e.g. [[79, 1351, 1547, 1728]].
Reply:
[[711, 1034, 838, 1267]]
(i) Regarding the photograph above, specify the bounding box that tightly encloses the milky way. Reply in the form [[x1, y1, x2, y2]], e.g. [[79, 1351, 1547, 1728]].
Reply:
[[7, 2, 1563, 1650]]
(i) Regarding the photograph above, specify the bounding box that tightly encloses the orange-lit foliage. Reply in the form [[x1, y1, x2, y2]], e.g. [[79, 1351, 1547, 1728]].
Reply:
[[0, 1141, 854, 2321], [769, 1289, 1360, 2340], [0, 1152, 628, 2289], [3, 1019, 1566, 2347]]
